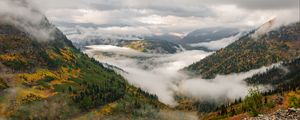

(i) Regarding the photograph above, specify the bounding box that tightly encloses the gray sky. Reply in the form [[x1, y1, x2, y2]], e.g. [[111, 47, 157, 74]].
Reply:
[[29, 0, 299, 39]]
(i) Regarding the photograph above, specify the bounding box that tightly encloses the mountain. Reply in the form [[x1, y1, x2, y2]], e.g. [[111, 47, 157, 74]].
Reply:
[[186, 22, 300, 78], [246, 58, 300, 87], [203, 58, 300, 119], [181, 27, 240, 44], [122, 40, 183, 54], [74, 38, 184, 54], [179, 27, 241, 51], [144, 34, 182, 43], [182, 31, 300, 119], [179, 20, 300, 119], [0, 12, 165, 120], [72, 27, 241, 53]]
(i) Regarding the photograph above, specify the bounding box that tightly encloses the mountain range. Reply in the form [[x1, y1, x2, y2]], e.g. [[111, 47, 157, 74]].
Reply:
[[70, 27, 243, 52], [0, 3, 299, 119]]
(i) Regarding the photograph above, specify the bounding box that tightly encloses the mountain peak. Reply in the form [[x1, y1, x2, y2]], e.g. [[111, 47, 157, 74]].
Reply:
[[0, 0, 55, 41], [252, 18, 277, 38], [182, 27, 240, 44]]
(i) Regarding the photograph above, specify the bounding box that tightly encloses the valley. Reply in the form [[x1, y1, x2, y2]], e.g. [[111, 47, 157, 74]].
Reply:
[[0, 0, 299, 119], [77, 20, 300, 119]]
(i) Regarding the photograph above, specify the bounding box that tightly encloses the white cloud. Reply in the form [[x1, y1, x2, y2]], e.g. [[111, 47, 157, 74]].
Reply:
[[0, 0, 56, 41], [178, 63, 280, 101], [63, 26, 152, 40], [85, 45, 212, 106], [28, 0, 299, 40], [189, 32, 243, 50], [84, 45, 279, 106]]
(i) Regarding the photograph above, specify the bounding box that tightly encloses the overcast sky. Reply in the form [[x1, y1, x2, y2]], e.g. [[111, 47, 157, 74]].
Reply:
[[29, 0, 299, 39]]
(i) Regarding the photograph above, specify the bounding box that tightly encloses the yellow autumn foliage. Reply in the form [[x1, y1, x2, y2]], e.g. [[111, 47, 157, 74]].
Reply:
[[17, 69, 57, 84], [125, 41, 147, 52], [46, 50, 61, 60], [0, 53, 25, 62], [50, 67, 80, 85], [10, 87, 55, 106], [288, 90, 300, 98], [17, 67, 80, 86], [99, 102, 117, 115], [287, 90, 300, 108], [60, 48, 74, 61]]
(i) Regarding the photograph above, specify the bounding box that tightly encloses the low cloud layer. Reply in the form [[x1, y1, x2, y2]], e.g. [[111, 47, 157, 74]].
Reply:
[[28, 0, 299, 41], [178, 64, 280, 102], [85, 45, 211, 106], [85, 45, 278, 106], [0, 0, 55, 41], [189, 32, 244, 50]]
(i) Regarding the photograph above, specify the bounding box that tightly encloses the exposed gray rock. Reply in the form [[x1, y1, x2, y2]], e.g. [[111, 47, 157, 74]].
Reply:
[[245, 108, 300, 120]]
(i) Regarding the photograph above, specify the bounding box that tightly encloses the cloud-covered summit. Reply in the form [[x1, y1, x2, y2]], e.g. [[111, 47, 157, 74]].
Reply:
[[0, 0, 56, 41]]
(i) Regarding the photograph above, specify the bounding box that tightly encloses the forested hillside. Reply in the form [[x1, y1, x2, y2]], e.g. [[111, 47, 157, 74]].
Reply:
[[0, 19, 164, 119], [202, 58, 300, 119], [123, 40, 183, 54], [186, 22, 300, 78], [74, 38, 183, 54], [246, 58, 300, 87]]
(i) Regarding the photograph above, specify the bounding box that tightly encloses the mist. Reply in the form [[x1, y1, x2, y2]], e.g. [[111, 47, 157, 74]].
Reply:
[[252, 11, 299, 39], [84, 45, 278, 106], [85, 45, 211, 106], [189, 32, 244, 50], [178, 64, 280, 102], [0, 0, 55, 41]]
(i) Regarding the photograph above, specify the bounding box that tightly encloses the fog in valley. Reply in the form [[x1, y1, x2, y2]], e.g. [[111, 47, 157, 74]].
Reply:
[[84, 44, 279, 106]]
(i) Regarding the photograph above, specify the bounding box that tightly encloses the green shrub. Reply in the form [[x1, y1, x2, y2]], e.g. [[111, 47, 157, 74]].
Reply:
[[3, 60, 27, 70], [36, 76, 55, 89], [242, 88, 263, 117], [289, 96, 300, 108]]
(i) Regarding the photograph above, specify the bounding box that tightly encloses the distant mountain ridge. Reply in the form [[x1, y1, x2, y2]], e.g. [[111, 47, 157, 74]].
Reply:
[[74, 38, 184, 54], [68, 27, 242, 52], [144, 33, 182, 43], [181, 27, 240, 44]]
